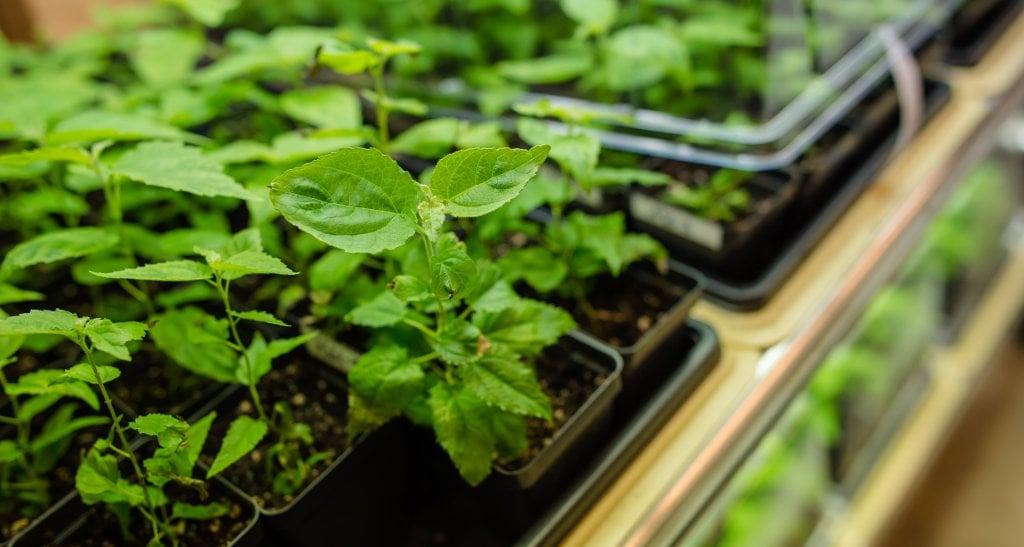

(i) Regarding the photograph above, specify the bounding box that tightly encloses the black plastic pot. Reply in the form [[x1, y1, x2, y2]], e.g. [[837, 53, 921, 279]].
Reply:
[[208, 365, 408, 546], [392, 321, 718, 546], [945, 0, 1024, 66], [627, 169, 799, 276], [9, 460, 263, 547]]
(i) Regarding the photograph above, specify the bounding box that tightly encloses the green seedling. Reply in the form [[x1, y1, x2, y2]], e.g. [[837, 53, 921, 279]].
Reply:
[[269, 145, 583, 485], [92, 229, 322, 497]]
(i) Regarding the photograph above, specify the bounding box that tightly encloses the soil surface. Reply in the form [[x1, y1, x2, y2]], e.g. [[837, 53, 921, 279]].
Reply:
[[111, 358, 224, 419], [500, 338, 609, 469], [199, 361, 348, 510]]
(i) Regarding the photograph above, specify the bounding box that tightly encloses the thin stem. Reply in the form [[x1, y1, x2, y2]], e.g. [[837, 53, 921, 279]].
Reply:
[[402, 318, 438, 340], [410, 352, 440, 365], [79, 341, 162, 544], [418, 234, 447, 332], [214, 275, 271, 426]]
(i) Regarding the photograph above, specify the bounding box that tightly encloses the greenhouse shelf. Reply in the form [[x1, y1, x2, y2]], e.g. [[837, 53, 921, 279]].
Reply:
[[559, 17, 1024, 545]]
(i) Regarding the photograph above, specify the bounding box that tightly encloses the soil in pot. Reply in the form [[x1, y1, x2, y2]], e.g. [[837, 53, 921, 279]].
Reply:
[[109, 357, 224, 420], [198, 361, 346, 510]]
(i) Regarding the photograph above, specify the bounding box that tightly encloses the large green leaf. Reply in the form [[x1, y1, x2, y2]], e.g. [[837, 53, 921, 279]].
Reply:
[[349, 345, 425, 412], [204, 250, 296, 277], [429, 145, 549, 218], [113, 141, 254, 201], [473, 300, 575, 356], [279, 86, 361, 129], [2, 227, 119, 271], [0, 309, 80, 338], [207, 415, 268, 478], [389, 118, 460, 159], [269, 147, 421, 254], [462, 352, 551, 419], [428, 382, 495, 486], [92, 260, 213, 282]]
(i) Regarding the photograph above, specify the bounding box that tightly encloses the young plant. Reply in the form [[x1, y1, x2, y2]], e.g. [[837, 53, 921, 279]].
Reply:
[[662, 168, 751, 222], [469, 109, 669, 328], [91, 229, 321, 497], [269, 145, 582, 485], [315, 36, 425, 151], [0, 312, 109, 538], [0, 309, 224, 547]]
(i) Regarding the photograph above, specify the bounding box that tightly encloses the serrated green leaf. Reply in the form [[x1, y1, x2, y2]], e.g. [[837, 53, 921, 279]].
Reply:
[[417, 195, 446, 243], [164, 0, 240, 26], [269, 147, 421, 254], [431, 233, 477, 299], [280, 86, 361, 129], [206, 250, 296, 277], [0, 146, 91, 166], [92, 260, 213, 282], [465, 262, 519, 314], [172, 502, 229, 521], [62, 363, 121, 385], [346, 290, 408, 328], [473, 300, 575, 356], [207, 415, 268, 478], [309, 250, 365, 291], [430, 318, 481, 365], [7, 369, 99, 410], [130, 414, 190, 448], [113, 141, 254, 201], [349, 345, 425, 414], [491, 409, 528, 459], [463, 352, 551, 419], [49, 111, 193, 145], [84, 319, 147, 361], [230, 310, 289, 327], [184, 412, 216, 470], [151, 307, 237, 383], [390, 275, 431, 303], [390, 118, 460, 159], [77, 448, 150, 507], [2, 227, 119, 271], [0, 309, 80, 337], [428, 382, 495, 486], [430, 145, 549, 218]]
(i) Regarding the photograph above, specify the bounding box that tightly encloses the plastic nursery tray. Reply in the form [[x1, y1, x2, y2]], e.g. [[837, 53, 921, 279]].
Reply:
[[671, 80, 952, 311], [944, 0, 1024, 66], [275, 320, 716, 547], [416, 0, 957, 171]]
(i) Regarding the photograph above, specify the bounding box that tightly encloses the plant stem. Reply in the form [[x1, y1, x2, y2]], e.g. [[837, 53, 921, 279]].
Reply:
[[418, 234, 447, 332], [79, 341, 163, 544], [213, 276, 271, 426]]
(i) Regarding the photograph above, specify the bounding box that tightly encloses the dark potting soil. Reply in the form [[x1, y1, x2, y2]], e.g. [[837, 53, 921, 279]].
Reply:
[[48, 490, 251, 547], [110, 358, 222, 419], [521, 268, 685, 350], [499, 339, 607, 470], [199, 362, 347, 510]]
